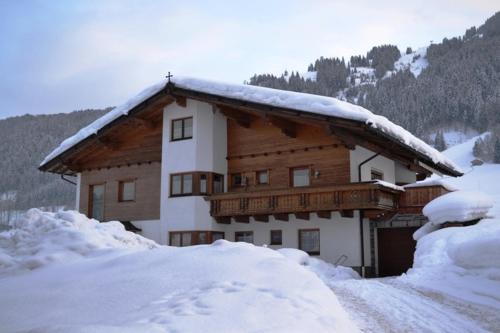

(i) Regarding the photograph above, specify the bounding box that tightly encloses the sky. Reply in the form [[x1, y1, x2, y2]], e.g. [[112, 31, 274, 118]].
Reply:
[[0, 0, 498, 119]]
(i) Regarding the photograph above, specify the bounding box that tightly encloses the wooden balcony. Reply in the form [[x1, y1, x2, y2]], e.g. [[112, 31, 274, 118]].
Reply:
[[398, 184, 451, 214], [208, 182, 402, 223]]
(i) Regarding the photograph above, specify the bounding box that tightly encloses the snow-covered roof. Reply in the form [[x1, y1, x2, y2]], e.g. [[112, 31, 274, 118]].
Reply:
[[40, 76, 462, 175]]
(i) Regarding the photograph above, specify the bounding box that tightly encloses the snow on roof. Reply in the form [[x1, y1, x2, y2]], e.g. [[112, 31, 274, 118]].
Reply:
[[404, 179, 458, 192], [423, 190, 494, 225], [40, 76, 462, 174]]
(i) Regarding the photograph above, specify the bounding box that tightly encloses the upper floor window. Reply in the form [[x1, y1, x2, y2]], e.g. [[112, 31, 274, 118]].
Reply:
[[231, 173, 244, 187], [118, 180, 135, 202], [256, 170, 269, 185], [171, 173, 193, 196], [171, 117, 193, 141], [291, 167, 310, 187], [170, 172, 224, 197], [371, 169, 384, 181]]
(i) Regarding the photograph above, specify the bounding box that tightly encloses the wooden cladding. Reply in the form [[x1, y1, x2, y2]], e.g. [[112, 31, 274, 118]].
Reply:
[[170, 172, 224, 197], [398, 185, 451, 214], [209, 182, 400, 220], [227, 117, 350, 192]]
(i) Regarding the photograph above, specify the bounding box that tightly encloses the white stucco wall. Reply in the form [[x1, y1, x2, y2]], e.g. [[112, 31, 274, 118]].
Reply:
[[160, 99, 227, 244], [350, 146, 396, 183], [222, 212, 371, 267], [132, 220, 162, 244], [395, 162, 417, 184]]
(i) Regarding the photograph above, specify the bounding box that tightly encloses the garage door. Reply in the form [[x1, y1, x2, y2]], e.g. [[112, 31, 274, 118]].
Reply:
[[377, 227, 418, 277]]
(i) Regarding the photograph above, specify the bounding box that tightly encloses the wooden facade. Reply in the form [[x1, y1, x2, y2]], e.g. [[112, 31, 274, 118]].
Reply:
[[227, 117, 350, 191], [398, 185, 451, 214], [79, 162, 161, 221]]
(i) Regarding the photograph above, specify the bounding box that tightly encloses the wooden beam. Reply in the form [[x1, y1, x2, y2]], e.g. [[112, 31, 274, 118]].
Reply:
[[234, 215, 250, 223], [218, 105, 253, 128], [294, 212, 310, 220], [215, 217, 231, 224], [253, 215, 269, 222], [95, 136, 121, 151], [266, 115, 297, 138], [127, 116, 156, 130], [340, 210, 354, 218], [317, 211, 332, 219], [175, 96, 187, 107], [273, 213, 289, 222]]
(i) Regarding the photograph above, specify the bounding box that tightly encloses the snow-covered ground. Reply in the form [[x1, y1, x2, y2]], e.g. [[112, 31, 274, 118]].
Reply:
[[0, 209, 357, 333], [393, 47, 429, 77]]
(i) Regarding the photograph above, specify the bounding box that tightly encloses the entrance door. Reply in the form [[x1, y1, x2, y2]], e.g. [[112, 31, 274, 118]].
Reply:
[[377, 227, 418, 277]]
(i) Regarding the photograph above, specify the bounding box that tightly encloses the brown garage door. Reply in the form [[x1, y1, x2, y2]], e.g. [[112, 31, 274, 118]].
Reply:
[[377, 227, 418, 277]]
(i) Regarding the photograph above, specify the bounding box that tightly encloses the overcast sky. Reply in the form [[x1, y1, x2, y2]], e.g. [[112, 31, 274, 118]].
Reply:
[[0, 1, 497, 119]]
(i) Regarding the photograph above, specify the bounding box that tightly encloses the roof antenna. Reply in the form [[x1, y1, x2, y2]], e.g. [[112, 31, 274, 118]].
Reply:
[[166, 71, 173, 83]]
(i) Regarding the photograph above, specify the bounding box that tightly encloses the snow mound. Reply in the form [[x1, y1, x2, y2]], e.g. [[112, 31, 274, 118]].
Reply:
[[0, 225, 358, 332], [278, 248, 360, 282], [0, 209, 158, 275], [423, 190, 493, 225]]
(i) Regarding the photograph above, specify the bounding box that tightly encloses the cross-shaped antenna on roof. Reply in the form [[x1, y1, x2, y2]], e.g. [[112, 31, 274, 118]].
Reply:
[[166, 71, 173, 83]]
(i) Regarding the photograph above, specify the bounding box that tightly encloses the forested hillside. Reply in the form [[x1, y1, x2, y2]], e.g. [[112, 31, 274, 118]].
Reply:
[[249, 12, 500, 143], [0, 109, 108, 222]]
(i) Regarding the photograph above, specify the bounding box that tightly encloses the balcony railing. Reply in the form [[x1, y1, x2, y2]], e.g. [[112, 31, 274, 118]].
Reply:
[[208, 181, 402, 220], [398, 184, 451, 214]]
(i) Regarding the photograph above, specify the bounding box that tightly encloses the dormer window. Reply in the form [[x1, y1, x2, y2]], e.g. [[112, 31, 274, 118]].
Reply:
[[171, 117, 193, 141]]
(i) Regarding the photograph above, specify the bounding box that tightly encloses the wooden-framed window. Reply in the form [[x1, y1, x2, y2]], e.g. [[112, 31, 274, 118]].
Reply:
[[256, 170, 269, 185], [270, 230, 282, 245], [291, 167, 310, 187], [235, 231, 253, 243], [170, 172, 224, 197], [231, 173, 244, 187], [170, 173, 192, 196], [89, 183, 105, 221], [169, 231, 224, 246], [371, 169, 384, 181], [171, 117, 193, 141], [299, 229, 320, 255], [213, 174, 224, 194], [118, 179, 136, 202]]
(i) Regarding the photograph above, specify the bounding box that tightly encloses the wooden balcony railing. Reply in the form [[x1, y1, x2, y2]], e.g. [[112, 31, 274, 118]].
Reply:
[[208, 182, 402, 221], [398, 184, 451, 214]]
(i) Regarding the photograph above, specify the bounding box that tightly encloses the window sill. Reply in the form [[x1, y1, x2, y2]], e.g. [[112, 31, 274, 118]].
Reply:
[[170, 137, 193, 142]]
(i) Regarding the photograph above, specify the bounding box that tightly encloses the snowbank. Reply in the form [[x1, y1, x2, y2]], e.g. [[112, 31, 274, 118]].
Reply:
[[402, 218, 500, 308], [0, 209, 158, 275], [0, 210, 358, 333], [278, 248, 360, 283], [422, 190, 493, 225], [41, 76, 461, 174]]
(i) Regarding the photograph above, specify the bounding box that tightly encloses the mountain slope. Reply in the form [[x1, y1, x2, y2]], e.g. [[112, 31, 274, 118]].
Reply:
[[0, 109, 108, 221]]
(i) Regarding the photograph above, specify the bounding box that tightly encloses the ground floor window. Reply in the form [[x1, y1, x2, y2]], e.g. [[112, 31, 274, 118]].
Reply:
[[299, 229, 320, 255], [270, 230, 282, 245], [169, 231, 225, 246], [235, 231, 253, 243]]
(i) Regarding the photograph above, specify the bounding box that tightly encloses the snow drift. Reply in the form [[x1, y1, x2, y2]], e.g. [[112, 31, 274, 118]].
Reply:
[[0, 209, 157, 275], [0, 210, 358, 333]]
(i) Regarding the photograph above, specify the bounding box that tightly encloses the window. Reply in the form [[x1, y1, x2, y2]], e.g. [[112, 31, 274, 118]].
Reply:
[[89, 184, 105, 221], [200, 174, 208, 194], [270, 230, 282, 245], [170, 173, 192, 196], [371, 169, 384, 181], [170, 231, 224, 246], [256, 170, 269, 185], [235, 231, 253, 243], [299, 229, 320, 255], [231, 173, 243, 187], [291, 167, 310, 187], [118, 180, 135, 202], [171, 117, 193, 141], [213, 174, 224, 194]]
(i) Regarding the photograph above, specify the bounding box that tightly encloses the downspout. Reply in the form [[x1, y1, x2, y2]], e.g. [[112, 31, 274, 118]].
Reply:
[[357, 152, 380, 277], [61, 174, 77, 186]]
